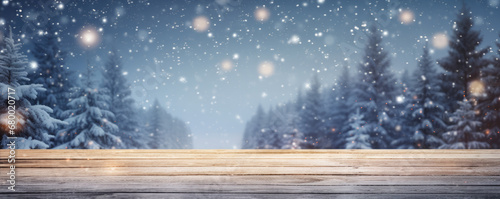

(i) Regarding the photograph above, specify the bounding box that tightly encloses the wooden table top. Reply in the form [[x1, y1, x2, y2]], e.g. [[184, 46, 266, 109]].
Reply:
[[1, 149, 499, 198]]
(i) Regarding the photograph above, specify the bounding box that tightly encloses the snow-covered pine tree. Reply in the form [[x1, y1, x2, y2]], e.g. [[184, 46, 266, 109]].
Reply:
[[146, 100, 192, 149], [100, 49, 144, 148], [0, 29, 64, 149], [345, 110, 372, 149], [390, 70, 415, 149], [55, 56, 121, 149], [440, 100, 489, 149], [28, 23, 76, 120], [322, 82, 339, 149], [259, 107, 284, 149], [410, 45, 446, 149], [323, 64, 352, 148], [241, 105, 266, 149], [264, 107, 283, 149], [298, 74, 326, 149], [168, 116, 193, 149], [351, 24, 398, 149], [295, 89, 304, 112], [334, 64, 353, 148], [438, 3, 489, 110], [146, 100, 164, 149], [280, 103, 303, 149], [478, 36, 500, 148]]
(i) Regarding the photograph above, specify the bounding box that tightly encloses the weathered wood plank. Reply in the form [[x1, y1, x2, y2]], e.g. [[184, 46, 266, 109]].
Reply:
[[1, 193, 496, 199], [10, 166, 500, 177], [3, 176, 499, 186], [1, 150, 499, 197], [3, 184, 500, 194], [2, 158, 499, 168]]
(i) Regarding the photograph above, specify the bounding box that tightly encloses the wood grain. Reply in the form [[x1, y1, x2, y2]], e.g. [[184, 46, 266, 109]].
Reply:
[[0, 149, 499, 198]]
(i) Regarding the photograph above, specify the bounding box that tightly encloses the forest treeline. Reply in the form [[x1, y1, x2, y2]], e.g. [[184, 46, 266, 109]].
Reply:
[[242, 5, 500, 149], [0, 26, 192, 149]]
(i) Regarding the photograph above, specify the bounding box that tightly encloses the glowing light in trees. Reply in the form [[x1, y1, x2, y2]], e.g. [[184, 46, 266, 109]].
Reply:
[[79, 27, 100, 48], [469, 80, 485, 96], [432, 33, 448, 49], [29, 61, 38, 69]]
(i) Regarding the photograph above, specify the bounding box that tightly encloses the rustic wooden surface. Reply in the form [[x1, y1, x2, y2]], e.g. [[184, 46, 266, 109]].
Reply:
[[1, 149, 499, 198]]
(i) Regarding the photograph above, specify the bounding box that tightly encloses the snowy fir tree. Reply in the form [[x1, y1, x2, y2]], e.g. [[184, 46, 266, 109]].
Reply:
[[145, 100, 164, 149], [351, 24, 397, 149], [279, 104, 303, 149], [478, 36, 500, 148], [100, 49, 145, 149], [390, 71, 415, 149], [438, 3, 489, 110], [0, 29, 64, 149], [295, 89, 304, 113], [241, 105, 267, 149], [165, 113, 193, 149], [345, 110, 372, 149], [322, 86, 338, 149], [145, 100, 192, 149], [409, 46, 447, 149], [263, 107, 285, 149], [28, 23, 76, 120], [441, 100, 489, 149], [323, 64, 352, 148], [54, 61, 121, 149], [298, 75, 326, 149]]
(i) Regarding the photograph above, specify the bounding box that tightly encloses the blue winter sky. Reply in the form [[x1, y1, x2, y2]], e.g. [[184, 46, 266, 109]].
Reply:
[[1, 0, 499, 149]]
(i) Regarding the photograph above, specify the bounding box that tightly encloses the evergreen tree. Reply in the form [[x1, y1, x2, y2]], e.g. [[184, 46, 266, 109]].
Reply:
[[478, 36, 500, 148], [28, 23, 75, 120], [345, 110, 372, 149], [100, 49, 144, 148], [351, 24, 397, 149], [146, 100, 164, 149], [438, 3, 489, 108], [323, 82, 338, 148], [168, 116, 193, 149], [298, 75, 325, 149], [0, 29, 64, 149], [146, 100, 192, 149], [323, 64, 352, 148], [280, 103, 303, 149], [55, 58, 121, 149], [410, 46, 447, 149], [441, 100, 489, 149], [391, 70, 415, 149], [295, 89, 304, 112], [241, 105, 266, 149], [264, 107, 281, 149]]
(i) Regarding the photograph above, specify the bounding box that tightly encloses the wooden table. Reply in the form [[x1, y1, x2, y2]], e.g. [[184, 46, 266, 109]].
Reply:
[[1, 150, 499, 198]]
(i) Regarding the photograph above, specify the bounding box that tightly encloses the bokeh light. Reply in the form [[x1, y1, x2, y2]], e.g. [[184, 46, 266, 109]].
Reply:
[[193, 16, 210, 32], [258, 61, 274, 77], [469, 80, 485, 96], [254, 7, 270, 22], [79, 27, 100, 48], [30, 61, 38, 69], [221, 59, 233, 71], [432, 33, 448, 49], [399, 10, 415, 25]]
